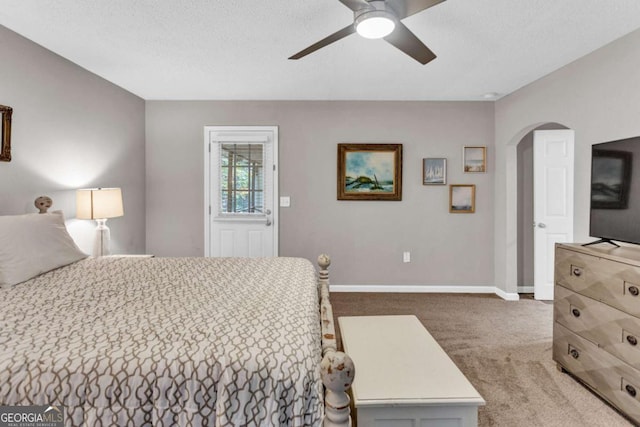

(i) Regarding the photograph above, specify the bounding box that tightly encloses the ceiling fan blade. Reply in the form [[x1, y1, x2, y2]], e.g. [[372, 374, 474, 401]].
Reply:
[[338, 0, 375, 13], [387, 0, 446, 19], [384, 21, 436, 64], [289, 24, 356, 60]]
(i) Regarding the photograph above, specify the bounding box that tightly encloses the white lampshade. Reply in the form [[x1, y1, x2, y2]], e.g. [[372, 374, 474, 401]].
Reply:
[[76, 188, 124, 257], [76, 188, 124, 220], [355, 11, 396, 39]]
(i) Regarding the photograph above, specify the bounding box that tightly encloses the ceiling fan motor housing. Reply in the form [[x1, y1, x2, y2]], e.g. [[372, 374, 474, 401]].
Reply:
[[354, 1, 397, 39]]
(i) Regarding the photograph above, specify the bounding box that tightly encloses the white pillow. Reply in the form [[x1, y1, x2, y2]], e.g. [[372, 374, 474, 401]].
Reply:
[[0, 211, 87, 288]]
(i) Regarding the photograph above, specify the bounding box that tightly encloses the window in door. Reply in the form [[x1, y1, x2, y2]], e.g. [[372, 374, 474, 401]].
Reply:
[[219, 143, 265, 214]]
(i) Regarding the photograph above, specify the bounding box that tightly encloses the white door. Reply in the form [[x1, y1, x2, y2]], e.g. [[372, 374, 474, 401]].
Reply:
[[533, 130, 574, 300], [204, 126, 278, 257]]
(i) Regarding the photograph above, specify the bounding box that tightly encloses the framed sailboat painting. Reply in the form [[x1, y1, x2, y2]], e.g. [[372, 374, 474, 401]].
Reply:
[[337, 143, 402, 201], [423, 158, 446, 185]]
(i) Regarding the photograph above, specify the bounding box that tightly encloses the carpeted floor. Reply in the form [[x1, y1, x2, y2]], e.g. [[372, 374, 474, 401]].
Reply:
[[330, 293, 635, 427]]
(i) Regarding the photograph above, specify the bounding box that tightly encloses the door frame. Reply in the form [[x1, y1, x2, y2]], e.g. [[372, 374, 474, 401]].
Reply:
[[203, 125, 279, 257]]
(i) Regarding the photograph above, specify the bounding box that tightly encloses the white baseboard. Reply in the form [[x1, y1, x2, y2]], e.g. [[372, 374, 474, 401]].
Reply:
[[330, 284, 520, 301], [518, 285, 534, 294]]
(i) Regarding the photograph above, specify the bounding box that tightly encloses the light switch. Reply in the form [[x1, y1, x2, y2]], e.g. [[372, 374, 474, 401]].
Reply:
[[280, 196, 291, 207]]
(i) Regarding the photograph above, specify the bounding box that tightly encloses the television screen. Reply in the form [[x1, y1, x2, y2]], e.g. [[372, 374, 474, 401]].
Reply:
[[589, 136, 640, 245]]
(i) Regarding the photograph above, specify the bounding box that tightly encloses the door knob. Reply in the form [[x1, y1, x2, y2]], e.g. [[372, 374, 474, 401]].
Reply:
[[538, 223, 547, 228]]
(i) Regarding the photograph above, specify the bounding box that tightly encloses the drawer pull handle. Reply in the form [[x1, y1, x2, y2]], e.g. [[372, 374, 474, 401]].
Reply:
[[571, 308, 581, 318], [627, 335, 638, 346], [572, 268, 582, 277], [629, 286, 639, 297], [570, 349, 580, 359], [626, 384, 637, 398]]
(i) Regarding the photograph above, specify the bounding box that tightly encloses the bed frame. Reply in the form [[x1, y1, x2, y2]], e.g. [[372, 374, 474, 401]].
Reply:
[[318, 254, 355, 427], [34, 196, 355, 426]]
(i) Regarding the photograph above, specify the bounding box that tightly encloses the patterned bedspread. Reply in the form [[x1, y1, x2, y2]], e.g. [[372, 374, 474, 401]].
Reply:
[[0, 257, 323, 426]]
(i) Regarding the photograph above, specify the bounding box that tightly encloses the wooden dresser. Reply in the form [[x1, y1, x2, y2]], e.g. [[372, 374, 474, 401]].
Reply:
[[553, 243, 640, 423]]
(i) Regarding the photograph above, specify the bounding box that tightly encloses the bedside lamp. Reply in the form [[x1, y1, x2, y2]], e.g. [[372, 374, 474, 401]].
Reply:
[[76, 188, 124, 257]]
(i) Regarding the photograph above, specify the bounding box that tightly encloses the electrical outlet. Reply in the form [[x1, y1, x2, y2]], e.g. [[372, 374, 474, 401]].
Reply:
[[403, 251, 411, 263]]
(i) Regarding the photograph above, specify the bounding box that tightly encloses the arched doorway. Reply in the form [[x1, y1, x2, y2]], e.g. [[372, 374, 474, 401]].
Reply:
[[515, 123, 573, 294]]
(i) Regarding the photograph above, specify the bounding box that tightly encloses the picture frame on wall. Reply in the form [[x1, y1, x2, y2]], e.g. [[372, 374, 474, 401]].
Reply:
[[463, 146, 486, 173], [449, 184, 476, 213], [422, 158, 446, 185], [337, 143, 403, 201], [0, 105, 12, 162]]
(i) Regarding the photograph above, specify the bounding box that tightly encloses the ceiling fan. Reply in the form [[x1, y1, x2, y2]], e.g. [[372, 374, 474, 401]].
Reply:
[[289, 0, 446, 65]]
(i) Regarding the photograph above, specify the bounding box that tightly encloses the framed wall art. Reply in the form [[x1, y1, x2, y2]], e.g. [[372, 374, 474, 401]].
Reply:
[[423, 158, 446, 185], [449, 184, 476, 213], [0, 105, 12, 162], [463, 146, 486, 173], [337, 143, 402, 201]]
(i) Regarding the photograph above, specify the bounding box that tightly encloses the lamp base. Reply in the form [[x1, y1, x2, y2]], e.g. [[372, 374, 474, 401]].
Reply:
[[93, 218, 111, 257]]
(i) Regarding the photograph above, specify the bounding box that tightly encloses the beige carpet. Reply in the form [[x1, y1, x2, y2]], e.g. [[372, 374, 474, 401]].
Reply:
[[330, 293, 634, 427]]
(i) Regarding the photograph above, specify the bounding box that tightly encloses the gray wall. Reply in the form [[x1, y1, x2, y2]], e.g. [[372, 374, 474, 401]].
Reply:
[[146, 101, 495, 286], [9, 18, 638, 291], [494, 27, 640, 294], [0, 25, 146, 254]]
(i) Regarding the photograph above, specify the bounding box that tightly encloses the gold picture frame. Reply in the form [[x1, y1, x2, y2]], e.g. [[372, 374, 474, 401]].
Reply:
[[463, 146, 486, 173], [0, 105, 12, 162], [337, 143, 403, 201], [449, 184, 476, 213]]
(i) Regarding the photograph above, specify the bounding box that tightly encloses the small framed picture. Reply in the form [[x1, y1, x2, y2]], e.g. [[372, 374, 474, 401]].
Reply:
[[423, 158, 446, 185], [449, 184, 476, 213], [463, 146, 486, 173]]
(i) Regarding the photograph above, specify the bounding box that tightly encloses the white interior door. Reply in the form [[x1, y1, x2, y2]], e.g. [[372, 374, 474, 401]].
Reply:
[[533, 130, 574, 300], [204, 126, 278, 257]]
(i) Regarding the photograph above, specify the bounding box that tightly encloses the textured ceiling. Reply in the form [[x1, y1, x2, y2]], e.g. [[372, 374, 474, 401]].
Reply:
[[1, 0, 640, 100]]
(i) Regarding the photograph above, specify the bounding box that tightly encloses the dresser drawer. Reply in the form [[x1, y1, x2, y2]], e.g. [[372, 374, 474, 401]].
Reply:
[[555, 247, 640, 317], [555, 247, 601, 295], [553, 322, 616, 390], [554, 323, 640, 422], [555, 285, 640, 370]]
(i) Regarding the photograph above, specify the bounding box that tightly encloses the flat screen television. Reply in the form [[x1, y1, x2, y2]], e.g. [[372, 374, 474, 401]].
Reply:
[[588, 136, 640, 246]]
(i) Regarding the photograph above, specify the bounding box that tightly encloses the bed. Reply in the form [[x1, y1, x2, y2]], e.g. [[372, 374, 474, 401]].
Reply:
[[0, 198, 354, 426]]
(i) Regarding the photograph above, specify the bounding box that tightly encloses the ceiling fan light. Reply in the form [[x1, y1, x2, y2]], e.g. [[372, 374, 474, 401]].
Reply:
[[355, 11, 396, 39]]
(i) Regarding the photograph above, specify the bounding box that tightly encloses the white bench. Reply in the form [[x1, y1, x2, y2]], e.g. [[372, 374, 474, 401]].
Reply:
[[338, 315, 485, 427]]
